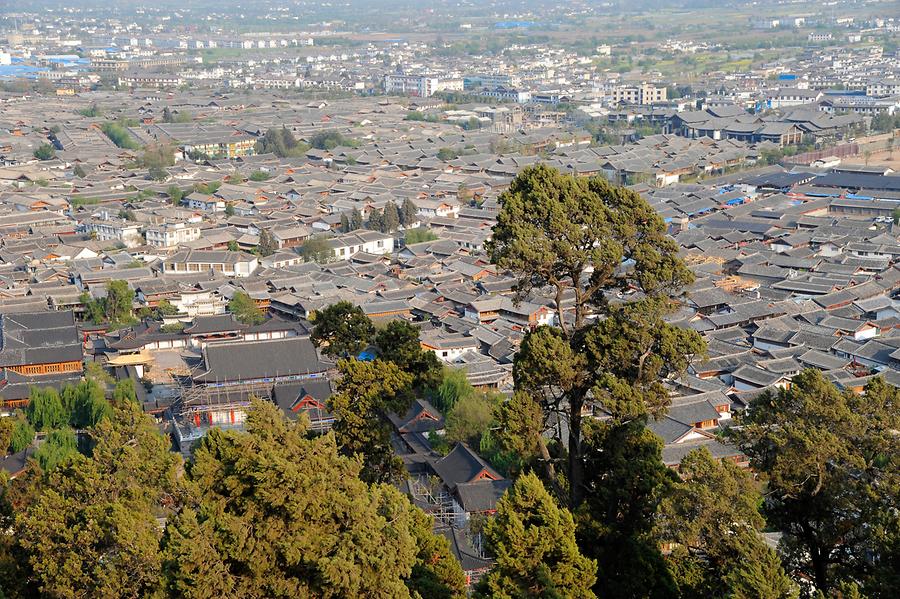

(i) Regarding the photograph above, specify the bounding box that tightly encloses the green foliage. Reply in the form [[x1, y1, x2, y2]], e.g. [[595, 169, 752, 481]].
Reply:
[[71, 379, 113, 429], [34, 428, 78, 472], [255, 228, 277, 257], [405, 227, 438, 245], [407, 508, 468, 598], [309, 130, 359, 150], [140, 143, 175, 180], [73, 164, 87, 178], [870, 112, 900, 134], [226, 240, 239, 252], [165, 400, 463, 597], [310, 300, 375, 358], [249, 170, 271, 182], [193, 180, 222, 195], [80, 280, 136, 327], [26, 387, 68, 432], [437, 147, 460, 161], [576, 420, 677, 599], [84, 361, 113, 386], [156, 299, 178, 317], [0, 418, 14, 455], [329, 359, 413, 484], [368, 207, 385, 232], [9, 419, 34, 454], [112, 379, 138, 404], [100, 121, 141, 150], [494, 390, 547, 465], [488, 165, 700, 507], [732, 371, 900, 595], [404, 110, 440, 123], [475, 472, 597, 598], [444, 391, 498, 446], [162, 106, 192, 123], [17, 402, 179, 598], [459, 116, 483, 130], [399, 198, 419, 226], [383, 201, 401, 232], [368, 204, 400, 233], [77, 103, 103, 118], [299, 236, 332, 264], [350, 207, 364, 230], [33, 143, 55, 161], [658, 448, 797, 598], [167, 185, 184, 205], [227, 291, 265, 326], [434, 367, 473, 413], [583, 298, 706, 420], [254, 126, 310, 157], [374, 320, 444, 391]]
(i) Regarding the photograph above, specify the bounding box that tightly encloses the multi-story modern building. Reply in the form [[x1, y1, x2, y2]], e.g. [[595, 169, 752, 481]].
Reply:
[[145, 222, 202, 248], [383, 74, 463, 97], [867, 78, 900, 97], [80, 218, 144, 248], [611, 83, 667, 105]]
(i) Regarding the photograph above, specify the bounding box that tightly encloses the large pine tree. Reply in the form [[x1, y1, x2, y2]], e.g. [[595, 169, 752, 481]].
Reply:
[[165, 401, 463, 598], [475, 472, 597, 599], [733, 371, 900, 596]]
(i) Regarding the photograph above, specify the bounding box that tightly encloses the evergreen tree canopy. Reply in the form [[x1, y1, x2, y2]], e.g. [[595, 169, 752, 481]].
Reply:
[[328, 358, 412, 484], [368, 207, 386, 232], [575, 420, 677, 599], [384, 202, 401, 232], [0, 417, 14, 455], [254, 126, 309, 158], [227, 291, 265, 325], [733, 371, 900, 596], [256, 228, 277, 257], [658, 448, 797, 599], [16, 403, 179, 598], [166, 400, 463, 598], [475, 472, 597, 599], [374, 320, 443, 391], [310, 301, 375, 358], [399, 198, 418, 226], [33, 143, 55, 161], [350, 207, 364, 230], [487, 165, 703, 509]]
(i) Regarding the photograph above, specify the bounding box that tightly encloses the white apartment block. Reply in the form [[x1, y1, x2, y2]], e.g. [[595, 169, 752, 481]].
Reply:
[[383, 74, 462, 98], [81, 219, 143, 248], [867, 78, 900, 97], [611, 83, 667, 105], [145, 223, 201, 248]]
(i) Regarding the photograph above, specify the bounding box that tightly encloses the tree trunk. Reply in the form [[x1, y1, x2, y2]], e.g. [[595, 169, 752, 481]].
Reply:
[[537, 436, 560, 497], [811, 542, 830, 594], [568, 396, 584, 507]]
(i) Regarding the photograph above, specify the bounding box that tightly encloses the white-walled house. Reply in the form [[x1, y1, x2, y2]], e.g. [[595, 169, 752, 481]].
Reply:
[[327, 229, 394, 259], [80, 218, 143, 248], [162, 250, 258, 278], [145, 222, 201, 248], [419, 333, 480, 362]]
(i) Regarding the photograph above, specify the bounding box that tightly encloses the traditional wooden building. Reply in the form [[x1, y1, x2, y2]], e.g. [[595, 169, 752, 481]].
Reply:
[[0, 310, 83, 407]]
